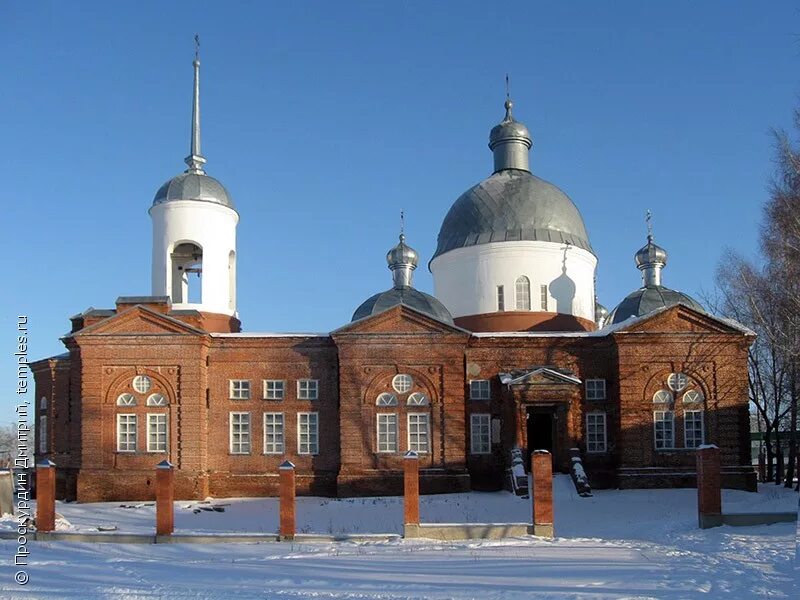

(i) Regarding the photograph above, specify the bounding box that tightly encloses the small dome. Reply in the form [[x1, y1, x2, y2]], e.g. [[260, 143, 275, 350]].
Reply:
[[607, 286, 704, 325], [386, 234, 418, 271], [489, 99, 531, 149], [432, 169, 592, 261], [352, 287, 454, 324], [153, 172, 234, 209], [595, 300, 609, 327], [635, 236, 667, 270]]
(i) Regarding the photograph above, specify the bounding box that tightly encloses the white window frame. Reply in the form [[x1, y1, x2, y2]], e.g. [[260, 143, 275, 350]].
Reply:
[[652, 389, 673, 404], [376, 392, 398, 406], [667, 372, 689, 392], [497, 285, 505, 311], [298, 412, 319, 455], [146, 413, 168, 453], [470, 413, 491, 454], [40, 396, 48, 410], [263, 380, 285, 400], [39, 415, 48, 454], [116, 393, 136, 406], [585, 379, 607, 401], [229, 412, 251, 454], [132, 375, 152, 394], [684, 410, 704, 448], [376, 413, 398, 453], [540, 284, 548, 311], [654, 410, 675, 450], [297, 379, 319, 400], [392, 374, 413, 394], [116, 414, 137, 453], [146, 393, 167, 407], [263, 412, 285, 454], [229, 379, 251, 400], [515, 276, 531, 311], [407, 413, 430, 454], [586, 412, 607, 453], [682, 390, 704, 405], [469, 379, 491, 401], [407, 392, 429, 406]]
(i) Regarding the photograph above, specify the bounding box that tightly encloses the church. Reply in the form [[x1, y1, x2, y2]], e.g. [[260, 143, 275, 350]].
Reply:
[[32, 54, 757, 502]]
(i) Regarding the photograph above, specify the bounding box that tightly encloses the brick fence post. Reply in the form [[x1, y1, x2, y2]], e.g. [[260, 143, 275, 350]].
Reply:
[[35, 460, 56, 533], [696, 445, 722, 529], [531, 450, 553, 538], [403, 451, 419, 538], [279, 460, 296, 540], [155, 460, 174, 536]]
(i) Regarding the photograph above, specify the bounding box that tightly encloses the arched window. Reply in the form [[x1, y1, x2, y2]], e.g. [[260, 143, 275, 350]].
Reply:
[[652, 389, 673, 404], [515, 276, 531, 311], [147, 393, 168, 407], [117, 393, 136, 406], [170, 241, 203, 304], [407, 393, 429, 406], [376, 393, 398, 406], [682, 390, 704, 404]]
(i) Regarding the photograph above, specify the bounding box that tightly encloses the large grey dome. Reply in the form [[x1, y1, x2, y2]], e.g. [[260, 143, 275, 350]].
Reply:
[[432, 169, 593, 261], [352, 287, 454, 324], [607, 286, 704, 326], [153, 172, 234, 209]]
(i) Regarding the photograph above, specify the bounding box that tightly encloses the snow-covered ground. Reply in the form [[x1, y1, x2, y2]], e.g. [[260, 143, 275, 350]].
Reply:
[[0, 476, 797, 599]]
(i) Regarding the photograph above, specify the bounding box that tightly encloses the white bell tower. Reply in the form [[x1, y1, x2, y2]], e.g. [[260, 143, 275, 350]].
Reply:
[[149, 39, 238, 319]]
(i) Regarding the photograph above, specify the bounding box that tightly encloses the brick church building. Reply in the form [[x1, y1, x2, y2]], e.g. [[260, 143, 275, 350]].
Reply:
[[32, 55, 757, 502]]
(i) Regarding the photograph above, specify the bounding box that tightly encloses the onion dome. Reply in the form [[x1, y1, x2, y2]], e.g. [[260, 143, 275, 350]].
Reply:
[[152, 50, 234, 210], [594, 299, 609, 328], [432, 96, 592, 263], [353, 234, 453, 324], [607, 231, 703, 325]]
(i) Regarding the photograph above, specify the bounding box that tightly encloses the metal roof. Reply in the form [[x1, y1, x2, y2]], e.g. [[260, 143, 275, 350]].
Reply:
[[432, 169, 593, 263], [607, 286, 705, 325], [152, 172, 234, 209], [351, 287, 454, 325]]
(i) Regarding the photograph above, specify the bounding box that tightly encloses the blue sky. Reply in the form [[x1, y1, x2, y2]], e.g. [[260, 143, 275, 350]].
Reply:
[[1, 2, 798, 423]]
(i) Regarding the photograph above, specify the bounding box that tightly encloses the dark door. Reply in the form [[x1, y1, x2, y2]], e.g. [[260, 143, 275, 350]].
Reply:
[[526, 409, 554, 462]]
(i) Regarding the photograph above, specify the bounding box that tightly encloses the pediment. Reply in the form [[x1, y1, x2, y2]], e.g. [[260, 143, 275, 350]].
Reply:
[[72, 305, 206, 337], [500, 367, 582, 387], [332, 304, 470, 337], [614, 303, 753, 336]]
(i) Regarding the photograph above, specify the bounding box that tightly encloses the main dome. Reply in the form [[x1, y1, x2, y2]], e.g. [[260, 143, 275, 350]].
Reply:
[[432, 169, 593, 261], [153, 172, 234, 209]]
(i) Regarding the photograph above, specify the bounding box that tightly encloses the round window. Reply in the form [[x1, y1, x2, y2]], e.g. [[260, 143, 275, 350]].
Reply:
[[132, 375, 152, 394], [392, 374, 413, 394], [667, 373, 688, 392]]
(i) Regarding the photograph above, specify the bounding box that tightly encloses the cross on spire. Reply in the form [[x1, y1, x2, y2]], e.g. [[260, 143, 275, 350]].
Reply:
[[646, 210, 653, 240]]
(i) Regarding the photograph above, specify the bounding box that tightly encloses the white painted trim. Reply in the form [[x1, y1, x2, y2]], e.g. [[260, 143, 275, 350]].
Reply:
[[146, 413, 168, 453], [470, 413, 491, 454], [297, 412, 319, 455], [262, 412, 285, 455], [229, 411, 251, 454], [407, 413, 430, 454], [376, 413, 398, 453]]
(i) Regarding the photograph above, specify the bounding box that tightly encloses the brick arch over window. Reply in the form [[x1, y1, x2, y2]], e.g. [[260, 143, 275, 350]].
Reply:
[[104, 369, 177, 406], [361, 367, 439, 406], [642, 369, 710, 406]]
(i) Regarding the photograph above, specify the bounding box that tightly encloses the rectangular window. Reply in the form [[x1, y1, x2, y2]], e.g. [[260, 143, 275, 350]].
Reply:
[[230, 412, 251, 454], [469, 379, 491, 401], [263, 380, 285, 400], [585, 379, 607, 401], [147, 413, 168, 453], [497, 285, 505, 311], [470, 413, 491, 454], [684, 410, 704, 448], [39, 415, 47, 454], [263, 412, 284, 454], [540, 284, 548, 311], [298, 412, 319, 455], [297, 379, 319, 400], [586, 412, 607, 453], [515, 278, 531, 311], [408, 413, 430, 453], [229, 379, 251, 400], [654, 410, 675, 450], [117, 414, 137, 452], [377, 413, 398, 453]]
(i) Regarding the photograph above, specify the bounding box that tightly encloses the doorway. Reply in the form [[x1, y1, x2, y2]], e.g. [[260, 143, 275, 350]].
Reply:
[[526, 408, 554, 465]]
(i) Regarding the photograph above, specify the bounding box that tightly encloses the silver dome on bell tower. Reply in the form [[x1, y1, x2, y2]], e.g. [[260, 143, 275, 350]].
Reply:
[[152, 39, 234, 210]]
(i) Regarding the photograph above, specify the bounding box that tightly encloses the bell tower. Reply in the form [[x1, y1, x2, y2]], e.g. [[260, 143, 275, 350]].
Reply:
[[149, 38, 239, 329]]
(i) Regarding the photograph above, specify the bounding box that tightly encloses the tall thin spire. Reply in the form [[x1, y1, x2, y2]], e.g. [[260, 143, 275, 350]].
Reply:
[[185, 34, 207, 175]]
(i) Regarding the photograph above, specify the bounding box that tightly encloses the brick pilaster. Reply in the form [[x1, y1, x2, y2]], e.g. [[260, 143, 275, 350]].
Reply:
[[696, 445, 722, 528], [155, 460, 174, 536], [35, 460, 56, 532], [279, 461, 296, 540], [531, 450, 553, 538]]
